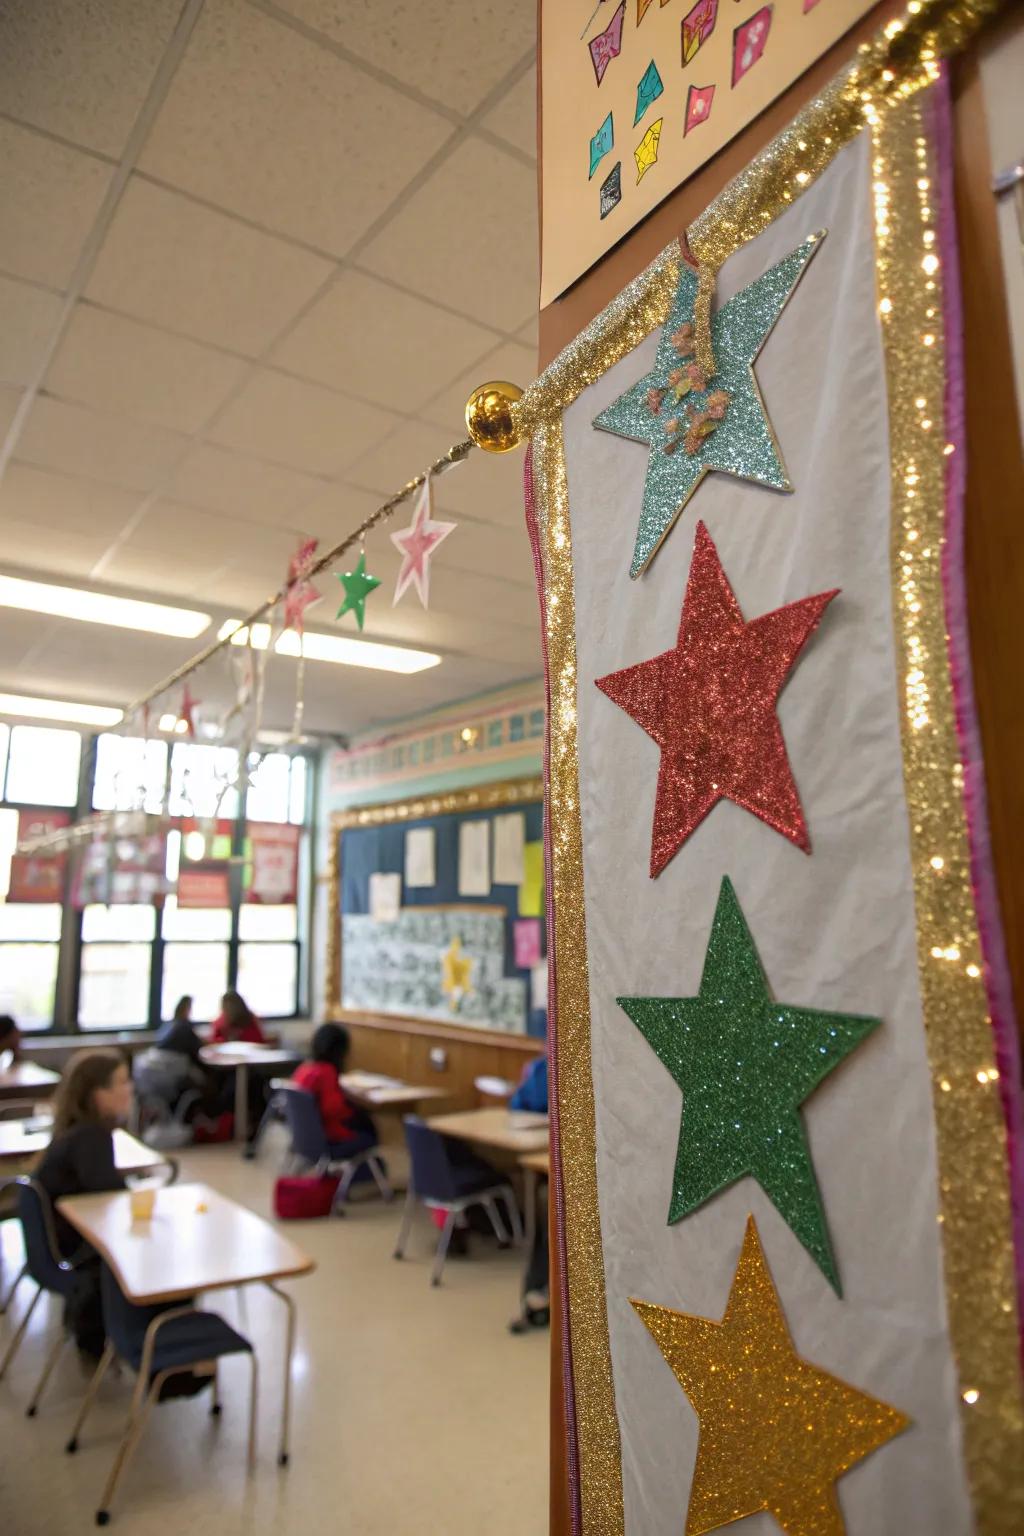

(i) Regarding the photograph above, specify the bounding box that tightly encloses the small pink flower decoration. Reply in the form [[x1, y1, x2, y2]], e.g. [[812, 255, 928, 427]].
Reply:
[[646, 386, 665, 415]]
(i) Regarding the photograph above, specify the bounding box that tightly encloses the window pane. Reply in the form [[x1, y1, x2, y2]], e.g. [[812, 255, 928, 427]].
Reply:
[[0, 943, 58, 1029], [82, 904, 156, 943], [161, 942, 229, 1024], [6, 726, 81, 806], [246, 752, 290, 823], [289, 756, 307, 825], [160, 895, 231, 942], [78, 944, 151, 1029], [0, 721, 9, 797], [0, 903, 62, 941], [238, 904, 297, 941], [0, 806, 17, 898], [92, 735, 168, 813], [168, 743, 239, 819], [237, 942, 297, 1018]]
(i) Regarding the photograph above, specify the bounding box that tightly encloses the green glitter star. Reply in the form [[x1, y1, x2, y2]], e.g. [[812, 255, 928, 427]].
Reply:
[[594, 232, 825, 577], [617, 876, 879, 1293], [335, 553, 380, 630]]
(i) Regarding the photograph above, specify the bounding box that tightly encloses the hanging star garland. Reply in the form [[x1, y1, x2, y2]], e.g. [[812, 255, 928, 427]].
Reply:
[[390, 476, 456, 609], [593, 232, 825, 576], [179, 681, 198, 739], [631, 1216, 908, 1536], [595, 521, 837, 875], [335, 552, 381, 631], [283, 536, 321, 633], [617, 877, 880, 1290], [441, 935, 473, 1007]]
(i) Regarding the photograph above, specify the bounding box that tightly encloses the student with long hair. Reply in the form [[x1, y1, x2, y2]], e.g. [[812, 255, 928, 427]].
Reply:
[[209, 989, 266, 1045]]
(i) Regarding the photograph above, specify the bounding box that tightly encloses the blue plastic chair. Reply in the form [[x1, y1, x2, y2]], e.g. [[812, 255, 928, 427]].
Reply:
[[0, 1177, 82, 1416], [274, 1082, 392, 1211], [394, 1116, 523, 1286], [67, 1265, 257, 1526]]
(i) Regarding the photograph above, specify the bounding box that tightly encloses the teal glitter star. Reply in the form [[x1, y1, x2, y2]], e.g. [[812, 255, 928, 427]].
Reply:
[[335, 553, 380, 630], [594, 232, 825, 577], [617, 877, 879, 1292]]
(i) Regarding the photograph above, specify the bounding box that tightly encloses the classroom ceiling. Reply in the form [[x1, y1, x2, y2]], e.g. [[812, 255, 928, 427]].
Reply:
[[0, 0, 541, 739]]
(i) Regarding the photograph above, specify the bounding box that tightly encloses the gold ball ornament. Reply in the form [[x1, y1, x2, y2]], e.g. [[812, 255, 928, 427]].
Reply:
[[464, 380, 524, 453]]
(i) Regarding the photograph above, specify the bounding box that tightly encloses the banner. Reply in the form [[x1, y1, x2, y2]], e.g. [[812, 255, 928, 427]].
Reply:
[[245, 822, 300, 905], [523, 7, 1024, 1530], [7, 810, 69, 903]]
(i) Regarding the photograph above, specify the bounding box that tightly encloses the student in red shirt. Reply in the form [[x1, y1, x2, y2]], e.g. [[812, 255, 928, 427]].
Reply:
[[292, 1023, 377, 1157], [209, 989, 266, 1045]]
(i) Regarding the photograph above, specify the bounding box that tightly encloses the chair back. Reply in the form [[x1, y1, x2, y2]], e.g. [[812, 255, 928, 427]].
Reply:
[[276, 1083, 329, 1165], [402, 1116, 458, 1202], [11, 1178, 75, 1296], [99, 1263, 162, 1366]]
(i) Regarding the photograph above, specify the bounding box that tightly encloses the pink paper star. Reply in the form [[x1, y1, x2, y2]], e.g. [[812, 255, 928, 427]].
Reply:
[[390, 478, 456, 608], [179, 682, 198, 739], [284, 536, 322, 633]]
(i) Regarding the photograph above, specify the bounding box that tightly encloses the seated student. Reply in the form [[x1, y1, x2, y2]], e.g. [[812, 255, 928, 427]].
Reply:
[[292, 1023, 378, 1158], [0, 1013, 22, 1063], [509, 1054, 550, 1334], [156, 993, 202, 1062], [509, 1055, 547, 1114], [34, 1048, 132, 1356], [209, 989, 266, 1046]]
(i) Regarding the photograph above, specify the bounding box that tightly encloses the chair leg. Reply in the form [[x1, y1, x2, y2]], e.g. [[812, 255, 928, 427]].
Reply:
[[95, 1373, 163, 1525], [501, 1187, 524, 1245], [26, 1327, 70, 1417], [430, 1209, 458, 1288], [210, 1361, 221, 1417], [247, 1350, 259, 1472], [482, 1195, 509, 1246], [67, 1342, 116, 1453], [368, 1154, 394, 1203], [392, 1190, 417, 1259], [0, 1260, 27, 1315], [335, 1161, 357, 1207], [265, 1282, 295, 1467], [0, 1282, 42, 1380]]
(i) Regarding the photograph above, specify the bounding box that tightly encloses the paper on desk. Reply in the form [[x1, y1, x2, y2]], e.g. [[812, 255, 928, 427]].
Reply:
[[404, 827, 436, 888], [457, 819, 491, 897], [368, 871, 401, 922], [518, 841, 544, 917], [492, 812, 525, 885]]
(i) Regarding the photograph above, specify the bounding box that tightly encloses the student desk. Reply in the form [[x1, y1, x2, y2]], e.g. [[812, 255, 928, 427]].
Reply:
[[518, 1149, 550, 1252], [199, 1043, 301, 1149], [0, 1122, 166, 1174], [0, 1061, 60, 1103], [425, 1107, 549, 1156], [340, 1070, 446, 1112], [58, 1182, 315, 1464]]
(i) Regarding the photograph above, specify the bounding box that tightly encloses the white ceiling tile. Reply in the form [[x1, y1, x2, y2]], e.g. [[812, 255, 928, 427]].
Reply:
[[137, 0, 453, 257], [168, 443, 326, 525], [345, 418, 450, 496], [419, 339, 536, 430], [16, 395, 188, 493], [0, 0, 182, 158], [98, 547, 215, 597], [85, 177, 335, 357], [0, 277, 63, 388], [0, 386, 23, 440], [0, 516, 115, 579], [361, 136, 537, 330], [272, 270, 499, 410], [0, 463, 141, 539], [439, 516, 535, 587], [45, 304, 248, 435], [0, 119, 112, 289], [293, 481, 385, 543], [517, 315, 538, 349], [125, 501, 299, 570], [208, 370, 400, 477], [275, 0, 536, 117], [480, 65, 536, 157]]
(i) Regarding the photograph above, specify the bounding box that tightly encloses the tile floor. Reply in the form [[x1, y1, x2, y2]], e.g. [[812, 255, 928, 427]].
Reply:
[[0, 1138, 548, 1535]]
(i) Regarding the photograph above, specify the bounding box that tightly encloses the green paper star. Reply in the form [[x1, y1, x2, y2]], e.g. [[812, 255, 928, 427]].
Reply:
[[335, 553, 380, 630], [617, 877, 879, 1292], [593, 232, 825, 577]]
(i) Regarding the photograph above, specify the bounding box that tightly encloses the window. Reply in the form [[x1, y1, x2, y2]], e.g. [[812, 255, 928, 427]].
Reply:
[[5, 726, 81, 806], [0, 901, 62, 1030], [161, 943, 229, 1024], [92, 735, 169, 814], [246, 752, 307, 825], [168, 743, 239, 819], [78, 904, 156, 1031], [237, 942, 298, 1017]]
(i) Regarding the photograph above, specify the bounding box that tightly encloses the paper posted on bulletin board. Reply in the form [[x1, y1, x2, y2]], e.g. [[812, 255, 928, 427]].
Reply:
[[540, 0, 876, 306]]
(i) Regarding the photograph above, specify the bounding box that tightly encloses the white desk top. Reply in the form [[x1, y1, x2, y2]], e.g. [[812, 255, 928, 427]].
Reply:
[[200, 1044, 300, 1068], [0, 1123, 165, 1171], [57, 1182, 315, 1304], [425, 1107, 549, 1154]]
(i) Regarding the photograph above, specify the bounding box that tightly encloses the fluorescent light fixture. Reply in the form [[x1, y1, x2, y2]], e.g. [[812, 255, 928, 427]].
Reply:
[[158, 714, 189, 734], [0, 574, 211, 639], [0, 692, 124, 727], [217, 620, 440, 675]]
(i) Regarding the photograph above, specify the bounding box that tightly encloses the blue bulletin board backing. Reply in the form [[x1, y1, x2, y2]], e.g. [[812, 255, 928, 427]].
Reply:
[[335, 789, 546, 1039]]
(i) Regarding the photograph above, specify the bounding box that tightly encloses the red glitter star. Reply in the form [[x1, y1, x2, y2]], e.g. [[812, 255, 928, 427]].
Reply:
[[596, 522, 838, 877]]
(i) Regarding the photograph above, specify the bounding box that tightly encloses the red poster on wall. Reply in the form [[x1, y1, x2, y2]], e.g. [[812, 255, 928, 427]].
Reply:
[[177, 862, 232, 909], [245, 823, 300, 905], [7, 810, 69, 902]]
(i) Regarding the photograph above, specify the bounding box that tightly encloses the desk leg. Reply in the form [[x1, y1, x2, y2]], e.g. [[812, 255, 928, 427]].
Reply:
[[235, 1064, 248, 1149], [265, 1281, 295, 1467], [524, 1168, 538, 1254]]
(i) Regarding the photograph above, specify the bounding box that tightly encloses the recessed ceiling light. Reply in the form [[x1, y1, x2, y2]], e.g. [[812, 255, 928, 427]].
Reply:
[[0, 574, 211, 639], [0, 692, 124, 727], [217, 620, 440, 675]]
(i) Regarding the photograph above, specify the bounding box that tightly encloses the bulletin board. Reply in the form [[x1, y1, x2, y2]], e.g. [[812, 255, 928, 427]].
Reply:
[[327, 778, 546, 1039]]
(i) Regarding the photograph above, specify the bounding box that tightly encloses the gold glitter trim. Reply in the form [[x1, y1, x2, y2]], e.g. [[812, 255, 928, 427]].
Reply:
[[532, 421, 625, 1536], [873, 90, 1024, 1531]]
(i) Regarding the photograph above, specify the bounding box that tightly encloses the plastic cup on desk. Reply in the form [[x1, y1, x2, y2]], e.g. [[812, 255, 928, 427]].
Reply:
[[126, 1172, 162, 1221]]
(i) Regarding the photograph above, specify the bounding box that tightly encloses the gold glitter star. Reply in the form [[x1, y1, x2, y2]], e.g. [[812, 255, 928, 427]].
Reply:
[[441, 935, 473, 1002], [631, 1217, 909, 1536]]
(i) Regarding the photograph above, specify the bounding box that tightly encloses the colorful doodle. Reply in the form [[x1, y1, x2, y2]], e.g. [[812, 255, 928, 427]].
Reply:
[[684, 82, 715, 133], [599, 160, 623, 217], [589, 1, 626, 85], [589, 111, 615, 177], [682, 0, 719, 64], [634, 118, 663, 183], [732, 5, 773, 87], [637, 0, 656, 20], [634, 59, 664, 124]]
